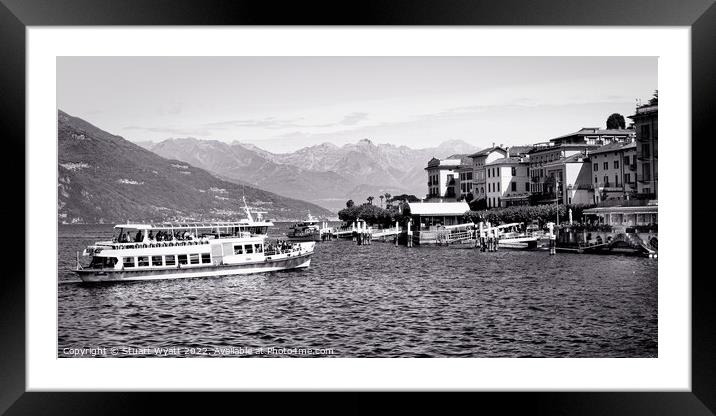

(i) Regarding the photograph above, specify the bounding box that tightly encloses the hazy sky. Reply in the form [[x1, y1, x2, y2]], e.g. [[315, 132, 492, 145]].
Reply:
[[57, 56, 657, 153]]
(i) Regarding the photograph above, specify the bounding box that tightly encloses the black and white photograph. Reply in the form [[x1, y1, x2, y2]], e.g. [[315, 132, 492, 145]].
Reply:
[[56, 56, 659, 359]]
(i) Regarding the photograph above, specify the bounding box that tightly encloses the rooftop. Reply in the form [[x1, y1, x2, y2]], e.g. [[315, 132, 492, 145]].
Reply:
[[589, 140, 636, 154], [550, 127, 634, 142], [529, 143, 599, 154], [468, 146, 507, 158], [407, 201, 471, 216], [486, 156, 528, 166]]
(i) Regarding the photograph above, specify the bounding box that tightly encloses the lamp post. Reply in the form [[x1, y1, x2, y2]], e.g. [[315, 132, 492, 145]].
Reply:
[[555, 178, 560, 226]]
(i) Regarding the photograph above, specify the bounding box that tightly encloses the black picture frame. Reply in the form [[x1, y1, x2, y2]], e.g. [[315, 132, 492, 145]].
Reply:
[[2, 0, 714, 414]]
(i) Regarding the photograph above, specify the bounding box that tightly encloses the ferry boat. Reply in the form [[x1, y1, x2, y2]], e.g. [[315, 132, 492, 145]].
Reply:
[[75, 199, 315, 283], [287, 212, 322, 241]]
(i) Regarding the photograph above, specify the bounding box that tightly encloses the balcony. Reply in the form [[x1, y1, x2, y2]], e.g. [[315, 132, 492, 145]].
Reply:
[[567, 184, 594, 190]]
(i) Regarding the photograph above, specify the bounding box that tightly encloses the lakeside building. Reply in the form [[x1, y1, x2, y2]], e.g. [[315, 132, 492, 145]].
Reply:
[[549, 127, 635, 146], [629, 102, 658, 199], [457, 164, 474, 199], [589, 140, 637, 203], [484, 157, 531, 208], [467, 145, 507, 204], [540, 152, 595, 205], [405, 200, 472, 245], [425, 156, 462, 200], [529, 143, 599, 204]]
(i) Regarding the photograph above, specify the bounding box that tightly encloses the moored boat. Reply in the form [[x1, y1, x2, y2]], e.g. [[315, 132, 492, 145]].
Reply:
[[287, 212, 322, 242]]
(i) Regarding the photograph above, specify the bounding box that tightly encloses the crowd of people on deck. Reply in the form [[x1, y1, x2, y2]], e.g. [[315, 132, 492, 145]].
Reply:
[[265, 241, 297, 254], [115, 229, 211, 245]]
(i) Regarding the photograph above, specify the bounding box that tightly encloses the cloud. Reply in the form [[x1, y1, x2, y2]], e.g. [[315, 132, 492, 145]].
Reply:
[[340, 112, 368, 126]]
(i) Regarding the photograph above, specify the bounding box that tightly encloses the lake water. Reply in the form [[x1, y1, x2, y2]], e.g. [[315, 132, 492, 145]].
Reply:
[[58, 224, 657, 358]]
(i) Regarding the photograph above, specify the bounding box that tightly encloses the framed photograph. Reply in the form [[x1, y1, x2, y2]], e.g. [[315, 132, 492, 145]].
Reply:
[[4, 0, 714, 413]]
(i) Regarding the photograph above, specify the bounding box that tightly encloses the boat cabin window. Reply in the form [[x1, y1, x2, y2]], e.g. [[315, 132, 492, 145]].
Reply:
[[234, 245, 243, 255], [254, 244, 263, 253], [165, 255, 176, 266], [90, 257, 118, 268], [152, 256, 162, 266], [137, 256, 149, 267], [201, 253, 211, 264], [190, 254, 200, 265], [178, 254, 188, 265], [245, 245, 254, 254], [123, 257, 135, 268]]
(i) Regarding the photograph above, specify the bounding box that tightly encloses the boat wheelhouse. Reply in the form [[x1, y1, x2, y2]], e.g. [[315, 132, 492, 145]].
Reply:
[[287, 212, 322, 241], [75, 201, 316, 282]]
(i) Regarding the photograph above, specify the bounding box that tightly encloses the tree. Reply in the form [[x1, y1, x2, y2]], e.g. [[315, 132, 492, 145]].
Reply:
[[389, 193, 420, 203], [649, 90, 658, 105], [384, 193, 392, 207], [367, 196, 374, 205], [379, 195, 384, 208], [606, 113, 626, 129], [346, 199, 355, 208]]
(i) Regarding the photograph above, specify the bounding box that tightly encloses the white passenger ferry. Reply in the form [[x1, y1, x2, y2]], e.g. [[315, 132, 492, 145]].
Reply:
[[75, 200, 315, 283]]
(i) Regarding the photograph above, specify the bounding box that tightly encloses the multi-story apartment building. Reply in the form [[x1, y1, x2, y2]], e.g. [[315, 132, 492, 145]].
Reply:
[[529, 144, 599, 201], [540, 153, 595, 205], [590, 140, 637, 203], [425, 155, 470, 200], [549, 127, 635, 146], [484, 157, 531, 208], [467, 146, 507, 203], [457, 165, 474, 199], [629, 102, 658, 198]]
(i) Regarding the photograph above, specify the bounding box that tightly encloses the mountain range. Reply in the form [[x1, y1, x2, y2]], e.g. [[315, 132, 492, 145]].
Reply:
[[146, 137, 479, 212], [57, 110, 334, 223]]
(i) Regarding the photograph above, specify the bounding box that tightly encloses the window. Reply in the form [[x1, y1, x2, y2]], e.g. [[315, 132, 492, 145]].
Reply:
[[137, 256, 149, 267], [641, 124, 650, 139], [526, 183, 530, 192], [165, 255, 176, 266], [511, 167, 516, 176], [642, 163, 651, 181], [614, 160, 619, 169], [234, 245, 243, 255], [593, 163, 598, 172], [624, 155, 630, 165], [604, 176, 609, 185], [615, 175, 619, 186], [245, 245, 254, 254], [123, 257, 135, 268], [201, 253, 211, 264], [595, 176, 598, 183], [178, 254, 188, 265], [497, 182, 500, 192], [152, 256, 162, 266], [496, 168, 500, 176], [603, 162, 608, 170], [511, 182, 517, 192], [254, 244, 263, 253], [642, 143, 650, 157], [190, 253, 200, 264]]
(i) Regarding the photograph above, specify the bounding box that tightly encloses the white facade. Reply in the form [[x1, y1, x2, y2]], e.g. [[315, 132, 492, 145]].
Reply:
[[469, 147, 507, 201], [485, 159, 530, 208]]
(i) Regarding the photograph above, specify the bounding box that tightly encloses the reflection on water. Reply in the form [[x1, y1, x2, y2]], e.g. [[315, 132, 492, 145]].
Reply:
[[58, 224, 657, 357]]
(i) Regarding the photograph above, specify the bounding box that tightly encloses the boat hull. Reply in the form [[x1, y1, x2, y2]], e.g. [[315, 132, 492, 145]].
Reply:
[[75, 252, 312, 283]]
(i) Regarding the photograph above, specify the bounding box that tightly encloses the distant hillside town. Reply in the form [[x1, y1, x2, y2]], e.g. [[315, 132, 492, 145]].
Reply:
[[424, 95, 658, 210]]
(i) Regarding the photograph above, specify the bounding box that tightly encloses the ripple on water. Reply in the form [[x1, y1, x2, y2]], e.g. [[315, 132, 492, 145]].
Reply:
[[58, 224, 657, 358]]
